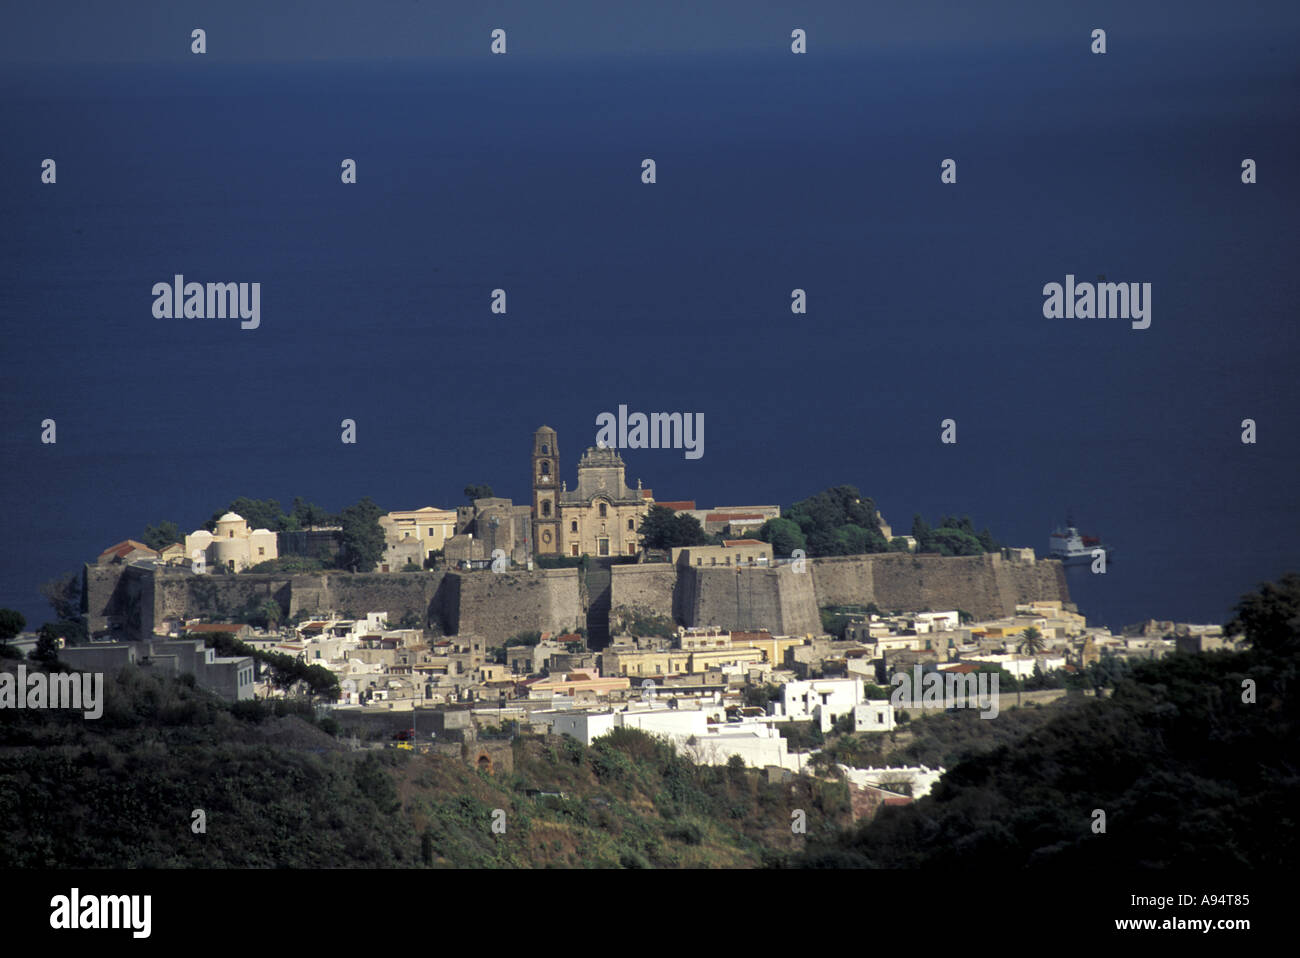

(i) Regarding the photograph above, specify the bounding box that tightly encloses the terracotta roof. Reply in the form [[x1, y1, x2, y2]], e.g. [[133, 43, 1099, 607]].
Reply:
[[186, 623, 243, 632], [98, 539, 159, 560], [655, 501, 696, 511], [939, 663, 982, 674], [723, 539, 766, 547]]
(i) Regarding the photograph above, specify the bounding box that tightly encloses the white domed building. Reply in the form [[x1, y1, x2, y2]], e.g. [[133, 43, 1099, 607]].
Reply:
[[185, 512, 278, 572]]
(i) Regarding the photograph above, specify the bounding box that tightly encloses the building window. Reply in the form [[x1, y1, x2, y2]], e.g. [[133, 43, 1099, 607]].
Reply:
[[599, 503, 607, 517], [541, 444, 549, 455], [258, 547, 265, 556], [540, 461, 550, 476], [541, 501, 551, 517], [627, 519, 634, 530], [571, 521, 578, 532]]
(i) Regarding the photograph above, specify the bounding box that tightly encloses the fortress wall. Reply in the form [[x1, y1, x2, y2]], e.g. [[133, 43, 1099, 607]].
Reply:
[[867, 553, 1006, 619], [450, 568, 581, 643], [810, 553, 1069, 620], [306, 572, 446, 625], [85, 564, 129, 633], [682, 566, 820, 637], [609, 564, 677, 622], [157, 572, 294, 625], [145, 570, 441, 634], [103, 550, 1068, 646], [84, 563, 155, 638], [137, 568, 576, 643], [998, 557, 1072, 610], [808, 556, 877, 609], [773, 565, 823, 637]]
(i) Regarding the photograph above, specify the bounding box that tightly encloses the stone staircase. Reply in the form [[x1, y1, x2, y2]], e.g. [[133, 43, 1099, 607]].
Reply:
[[584, 561, 613, 649]]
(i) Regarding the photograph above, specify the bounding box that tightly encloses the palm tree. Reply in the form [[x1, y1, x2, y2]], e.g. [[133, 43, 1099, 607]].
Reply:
[[1013, 627, 1046, 707], [1017, 626, 1046, 656]]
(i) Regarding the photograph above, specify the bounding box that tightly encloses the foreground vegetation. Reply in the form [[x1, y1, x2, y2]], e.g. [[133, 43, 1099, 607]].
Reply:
[[0, 670, 847, 867]]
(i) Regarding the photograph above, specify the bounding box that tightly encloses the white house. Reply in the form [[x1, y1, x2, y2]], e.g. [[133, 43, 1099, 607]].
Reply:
[[852, 701, 896, 733], [777, 677, 871, 732], [914, 611, 960, 633], [541, 704, 801, 770]]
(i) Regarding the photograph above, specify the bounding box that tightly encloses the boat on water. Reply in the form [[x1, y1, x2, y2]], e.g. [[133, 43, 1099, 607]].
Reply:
[[1049, 519, 1112, 565]]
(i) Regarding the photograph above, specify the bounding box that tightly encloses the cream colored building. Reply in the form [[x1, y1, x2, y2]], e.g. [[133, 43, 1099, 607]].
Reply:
[[601, 644, 763, 678], [671, 539, 774, 568], [380, 507, 457, 564], [727, 630, 807, 666], [185, 512, 277, 572]]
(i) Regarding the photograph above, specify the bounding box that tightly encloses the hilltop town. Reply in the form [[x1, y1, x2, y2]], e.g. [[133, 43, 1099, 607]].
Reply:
[[10, 425, 1242, 817]]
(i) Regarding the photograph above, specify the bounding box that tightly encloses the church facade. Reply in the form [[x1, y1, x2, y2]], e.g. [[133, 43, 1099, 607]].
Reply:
[[532, 425, 654, 558]]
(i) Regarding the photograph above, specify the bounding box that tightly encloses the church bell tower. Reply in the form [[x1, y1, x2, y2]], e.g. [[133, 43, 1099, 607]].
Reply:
[[532, 425, 560, 554]]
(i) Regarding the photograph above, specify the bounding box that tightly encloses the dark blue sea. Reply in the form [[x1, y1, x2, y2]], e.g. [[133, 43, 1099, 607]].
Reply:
[[2, 39, 1298, 631]]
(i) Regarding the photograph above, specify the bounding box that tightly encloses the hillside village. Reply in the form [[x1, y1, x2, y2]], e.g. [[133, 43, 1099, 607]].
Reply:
[[20, 424, 1243, 818]]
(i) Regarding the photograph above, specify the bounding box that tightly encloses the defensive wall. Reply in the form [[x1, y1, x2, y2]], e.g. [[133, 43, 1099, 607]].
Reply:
[[85, 551, 1068, 644], [85, 565, 579, 645]]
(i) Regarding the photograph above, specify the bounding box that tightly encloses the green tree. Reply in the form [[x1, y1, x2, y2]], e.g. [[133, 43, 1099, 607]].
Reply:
[[757, 517, 806, 557], [833, 523, 886, 556], [1226, 571, 1300, 654], [33, 623, 63, 664], [253, 599, 284, 631], [1017, 626, 1046, 656], [638, 505, 709, 550], [504, 630, 543, 648], [337, 497, 385, 573], [742, 682, 782, 709], [140, 520, 183, 550], [304, 664, 341, 703], [921, 527, 983, 556], [0, 608, 24, 642], [290, 497, 336, 529], [463, 484, 494, 502], [786, 486, 882, 556], [40, 571, 82, 622]]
